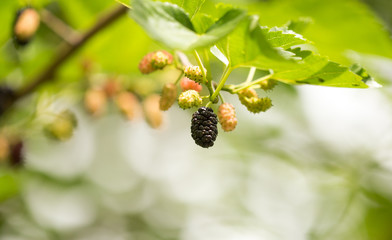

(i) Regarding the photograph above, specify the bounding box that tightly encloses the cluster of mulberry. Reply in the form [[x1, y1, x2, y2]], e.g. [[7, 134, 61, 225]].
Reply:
[[84, 50, 276, 149], [83, 71, 167, 129], [191, 107, 218, 148]]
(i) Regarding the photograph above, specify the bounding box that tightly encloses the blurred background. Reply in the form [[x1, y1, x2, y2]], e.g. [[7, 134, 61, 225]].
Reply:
[[1, 0, 392, 239]]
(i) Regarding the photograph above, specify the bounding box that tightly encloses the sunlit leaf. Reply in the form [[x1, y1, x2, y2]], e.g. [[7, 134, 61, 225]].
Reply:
[[162, 0, 206, 19], [130, 0, 246, 51], [273, 48, 368, 88]]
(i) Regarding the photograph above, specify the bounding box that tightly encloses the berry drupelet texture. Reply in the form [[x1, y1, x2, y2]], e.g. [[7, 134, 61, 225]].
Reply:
[[218, 103, 237, 132], [178, 90, 202, 109], [184, 65, 205, 84], [191, 107, 218, 148]]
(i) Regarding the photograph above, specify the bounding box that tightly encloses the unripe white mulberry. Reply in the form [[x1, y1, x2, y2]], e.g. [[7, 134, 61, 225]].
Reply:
[[178, 90, 202, 109], [218, 103, 237, 132]]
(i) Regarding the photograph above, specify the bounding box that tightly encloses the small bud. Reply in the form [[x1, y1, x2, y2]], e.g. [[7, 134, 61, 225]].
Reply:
[[0, 136, 10, 162], [84, 89, 107, 116], [44, 110, 77, 141], [259, 79, 277, 91], [115, 91, 141, 121], [13, 8, 40, 46], [218, 103, 237, 132], [138, 50, 173, 74], [180, 77, 202, 93], [159, 83, 177, 111], [178, 90, 202, 110], [143, 94, 163, 129], [184, 65, 205, 84]]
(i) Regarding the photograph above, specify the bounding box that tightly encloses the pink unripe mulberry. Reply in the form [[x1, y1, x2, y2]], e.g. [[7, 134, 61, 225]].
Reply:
[[138, 50, 173, 74], [180, 77, 202, 93], [115, 91, 141, 121], [143, 94, 163, 129], [218, 103, 237, 132], [159, 83, 177, 111], [84, 89, 107, 116]]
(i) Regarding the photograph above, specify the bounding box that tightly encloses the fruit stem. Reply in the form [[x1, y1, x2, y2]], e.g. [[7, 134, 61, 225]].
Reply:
[[193, 50, 214, 97], [174, 72, 184, 85], [203, 49, 212, 80], [218, 92, 225, 103], [233, 72, 273, 93], [193, 50, 207, 83], [206, 101, 213, 108], [211, 66, 232, 102], [245, 67, 256, 83]]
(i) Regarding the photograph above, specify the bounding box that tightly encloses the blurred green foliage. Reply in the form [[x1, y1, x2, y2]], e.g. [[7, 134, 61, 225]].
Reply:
[[0, 0, 392, 240]]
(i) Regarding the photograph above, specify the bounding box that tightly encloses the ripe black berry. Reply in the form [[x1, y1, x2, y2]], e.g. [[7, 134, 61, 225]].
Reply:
[[191, 107, 218, 148]]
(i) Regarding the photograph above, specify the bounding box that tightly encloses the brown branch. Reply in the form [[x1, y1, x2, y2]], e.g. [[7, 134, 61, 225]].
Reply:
[[40, 8, 81, 45], [15, 4, 129, 100]]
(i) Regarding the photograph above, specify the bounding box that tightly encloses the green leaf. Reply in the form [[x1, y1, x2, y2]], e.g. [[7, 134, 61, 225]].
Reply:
[[350, 63, 381, 88], [130, 0, 197, 50], [214, 16, 296, 69], [192, 13, 215, 34], [162, 0, 206, 19], [284, 17, 313, 34], [213, 16, 368, 88], [130, 0, 246, 51], [261, 26, 311, 50], [272, 48, 368, 88]]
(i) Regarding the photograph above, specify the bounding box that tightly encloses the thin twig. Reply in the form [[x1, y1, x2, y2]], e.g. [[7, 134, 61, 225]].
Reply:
[[15, 5, 128, 100], [40, 8, 81, 45]]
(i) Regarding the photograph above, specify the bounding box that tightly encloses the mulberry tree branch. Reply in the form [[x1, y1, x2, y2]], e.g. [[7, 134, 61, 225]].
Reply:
[[40, 8, 81, 45], [11, 4, 128, 105]]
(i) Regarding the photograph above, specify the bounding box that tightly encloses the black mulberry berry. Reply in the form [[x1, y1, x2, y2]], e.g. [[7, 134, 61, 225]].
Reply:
[[191, 107, 218, 148]]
